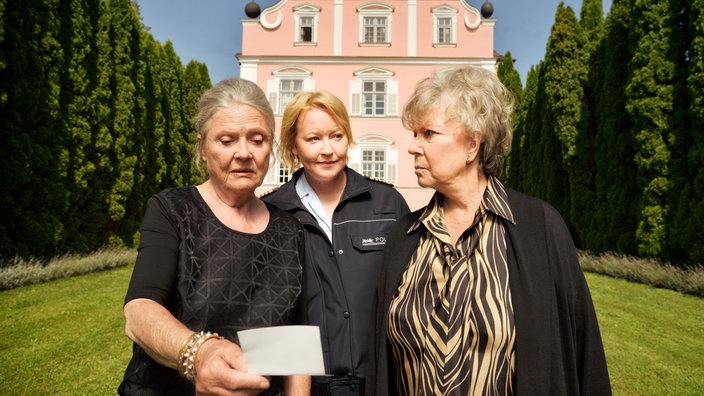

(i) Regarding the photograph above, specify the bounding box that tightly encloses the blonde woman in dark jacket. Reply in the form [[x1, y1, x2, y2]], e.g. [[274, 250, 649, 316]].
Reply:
[[262, 91, 410, 396]]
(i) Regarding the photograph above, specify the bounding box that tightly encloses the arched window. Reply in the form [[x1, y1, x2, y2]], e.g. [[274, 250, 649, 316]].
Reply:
[[267, 66, 314, 115], [349, 66, 398, 117], [349, 134, 398, 184]]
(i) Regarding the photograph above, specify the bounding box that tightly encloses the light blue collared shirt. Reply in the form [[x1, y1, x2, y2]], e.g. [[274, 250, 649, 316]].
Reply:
[[296, 173, 333, 241]]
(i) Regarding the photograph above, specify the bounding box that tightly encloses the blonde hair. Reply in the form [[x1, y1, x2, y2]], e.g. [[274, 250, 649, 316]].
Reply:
[[402, 66, 514, 178], [278, 91, 353, 171], [192, 78, 275, 174]]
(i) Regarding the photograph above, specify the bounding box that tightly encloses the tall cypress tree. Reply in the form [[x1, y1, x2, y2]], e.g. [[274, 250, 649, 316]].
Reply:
[[668, 0, 704, 265], [0, 0, 66, 258], [589, 0, 638, 254], [506, 67, 539, 193], [159, 41, 189, 188], [85, 0, 143, 249], [57, 0, 102, 252], [535, 3, 583, 229], [0, 1, 219, 258], [183, 60, 212, 185], [497, 51, 523, 105], [626, 0, 677, 257], [569, 0, 603, 247], [516, 65, 548, 200], [497, 51, 523, 183], [115, 1, 149, 247], [132, 33, 167, 222]]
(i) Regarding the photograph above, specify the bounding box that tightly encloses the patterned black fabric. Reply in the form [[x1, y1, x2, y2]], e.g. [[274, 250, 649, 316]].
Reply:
[[119, 187, 305, 395]]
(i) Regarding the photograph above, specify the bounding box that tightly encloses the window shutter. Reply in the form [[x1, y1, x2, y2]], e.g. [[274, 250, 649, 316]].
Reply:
[[387, 163, 396, 184], [267, 79, 279, 115], [387, 80, 398, 116], [348, 147, 360, 172], [388, 149, 398, 184], [350, 80, 362, 115], [303, 78, 315, 92]]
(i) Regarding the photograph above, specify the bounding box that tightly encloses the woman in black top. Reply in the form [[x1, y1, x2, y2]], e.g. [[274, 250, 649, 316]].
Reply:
[[119, 78, 309, 396]]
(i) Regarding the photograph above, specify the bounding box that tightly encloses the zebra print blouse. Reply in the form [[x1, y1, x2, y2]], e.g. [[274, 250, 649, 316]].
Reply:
[[387, 176, 517, 395]]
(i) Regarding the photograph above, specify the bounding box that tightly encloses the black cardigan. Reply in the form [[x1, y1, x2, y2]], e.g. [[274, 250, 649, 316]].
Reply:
[[366, 188, 611, 395]]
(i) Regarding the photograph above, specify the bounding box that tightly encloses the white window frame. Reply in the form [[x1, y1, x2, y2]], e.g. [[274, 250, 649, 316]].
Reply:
[[349, 67, 397, 117], [362, 80, 387, 117], [293, 4, 320, 45], [432, 5, 458, 47], [349, 134, 398, 184], [267, 66, 314, 116], [361, 148, 387, 180], [263, 140, 293, 187], [357, 3, 393, 46], [278, 79, 303, 115], [277, 166, 291, 184]]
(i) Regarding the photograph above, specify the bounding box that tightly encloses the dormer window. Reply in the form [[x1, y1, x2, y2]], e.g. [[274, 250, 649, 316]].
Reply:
[[432, 5, 457, 47], [357, 3, 393, 46], [294, 4, 320, 45]]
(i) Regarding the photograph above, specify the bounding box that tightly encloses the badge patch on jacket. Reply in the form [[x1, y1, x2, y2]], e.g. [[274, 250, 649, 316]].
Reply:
[[352, 234, 387, 251]]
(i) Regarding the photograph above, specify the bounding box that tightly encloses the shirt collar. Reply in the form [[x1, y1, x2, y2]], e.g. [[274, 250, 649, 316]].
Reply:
[[408, 175, 515, 234]]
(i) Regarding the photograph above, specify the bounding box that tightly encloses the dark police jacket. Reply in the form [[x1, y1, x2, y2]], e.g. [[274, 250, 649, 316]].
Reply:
[[262, 167, 410, 384]]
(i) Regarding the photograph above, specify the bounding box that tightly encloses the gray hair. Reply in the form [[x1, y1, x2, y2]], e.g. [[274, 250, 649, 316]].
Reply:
[[192, 78, 275, 173], [402, 66, 514, 178]]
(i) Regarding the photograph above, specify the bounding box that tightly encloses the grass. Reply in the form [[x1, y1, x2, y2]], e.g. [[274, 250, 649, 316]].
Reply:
[[0, 247, 701, 394], [587, 273, 704, 395], [0, 263, 702, 395], [0, 265, 133, 395]]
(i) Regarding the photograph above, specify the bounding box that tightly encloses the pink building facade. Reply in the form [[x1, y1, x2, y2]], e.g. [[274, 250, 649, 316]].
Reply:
[[238, 0, 497, 210]]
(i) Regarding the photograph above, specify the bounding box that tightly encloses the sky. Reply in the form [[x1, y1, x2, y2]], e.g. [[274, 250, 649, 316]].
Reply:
[[137, 0, 613, 85]]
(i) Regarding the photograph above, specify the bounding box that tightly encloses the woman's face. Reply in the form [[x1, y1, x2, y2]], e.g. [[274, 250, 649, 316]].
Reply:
[[407, 105, 476, 192], [292, 107, 349, 184], [200, 104, 272, 196]]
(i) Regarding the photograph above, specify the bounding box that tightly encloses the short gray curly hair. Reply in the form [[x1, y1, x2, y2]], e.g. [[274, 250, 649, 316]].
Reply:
[[402, 66, 514, 178]]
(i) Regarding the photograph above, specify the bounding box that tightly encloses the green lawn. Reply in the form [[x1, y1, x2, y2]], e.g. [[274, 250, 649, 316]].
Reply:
[[0, 266, 702, 395], [587, 272, 704, 395], [0, 265, 133, 395]]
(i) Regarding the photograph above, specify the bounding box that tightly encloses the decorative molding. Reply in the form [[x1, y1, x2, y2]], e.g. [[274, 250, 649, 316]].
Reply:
[[461, 1, 482, 30], [260, 0, 287, 29], [356, 133, 394, 145], [271, 65, 312, 77], [353, 66, 395, 77]]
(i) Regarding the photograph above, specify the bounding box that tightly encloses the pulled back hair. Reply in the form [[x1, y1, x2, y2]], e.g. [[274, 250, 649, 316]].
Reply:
[[192, 78, 275, 174], [402, 66, 514, 178], [278, 90, 353, 171]]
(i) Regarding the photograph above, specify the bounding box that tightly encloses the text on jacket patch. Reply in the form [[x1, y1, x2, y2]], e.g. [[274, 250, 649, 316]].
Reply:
[[362, 236, 386, 246]]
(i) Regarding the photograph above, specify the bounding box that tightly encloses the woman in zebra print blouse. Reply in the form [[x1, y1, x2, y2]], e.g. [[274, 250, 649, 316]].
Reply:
[[366, 66, 611, 396]]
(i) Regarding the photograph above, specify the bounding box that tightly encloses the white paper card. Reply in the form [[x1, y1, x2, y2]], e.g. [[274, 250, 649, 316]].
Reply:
[[237, 325, 328, 376]]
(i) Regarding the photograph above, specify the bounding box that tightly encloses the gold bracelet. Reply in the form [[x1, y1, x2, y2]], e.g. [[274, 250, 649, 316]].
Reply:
[[177, 331, 223, 382], [177, 332, 200, 379]]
